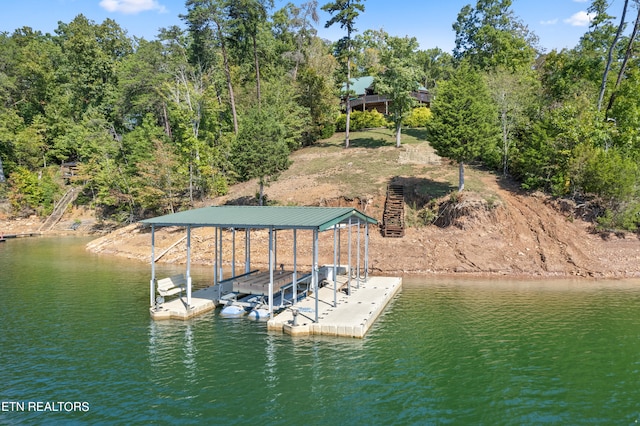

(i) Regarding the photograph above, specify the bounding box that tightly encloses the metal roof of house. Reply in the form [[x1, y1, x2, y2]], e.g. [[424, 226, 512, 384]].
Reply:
[[141, 206, 378, 231], [342, 76, 428, 96], [344, 76, 375, 96]]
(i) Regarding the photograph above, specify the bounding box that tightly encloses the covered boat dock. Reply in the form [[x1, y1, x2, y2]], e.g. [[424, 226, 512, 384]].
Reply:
[[141, 206, 401, 337]]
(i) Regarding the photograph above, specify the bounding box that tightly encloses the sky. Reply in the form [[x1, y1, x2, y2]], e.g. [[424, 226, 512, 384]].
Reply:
[[0, 0, 624, 53]]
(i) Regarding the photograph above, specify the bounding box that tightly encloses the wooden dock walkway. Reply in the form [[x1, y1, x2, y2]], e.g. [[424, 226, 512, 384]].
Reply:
[[0, 232, 41, 240]]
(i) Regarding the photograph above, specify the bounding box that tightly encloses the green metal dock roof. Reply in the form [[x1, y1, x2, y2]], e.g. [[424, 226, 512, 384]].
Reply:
[[141, 206, 378, 232]]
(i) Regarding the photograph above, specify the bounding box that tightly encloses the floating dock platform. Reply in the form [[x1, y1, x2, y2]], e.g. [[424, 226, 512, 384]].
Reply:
[[269, 275, 402, 338], [150, 276, 402, 338], [150, 286, 218, 320]]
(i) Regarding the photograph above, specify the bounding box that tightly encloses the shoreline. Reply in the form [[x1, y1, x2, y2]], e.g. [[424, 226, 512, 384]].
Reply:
[[4, 219, 640, 281]]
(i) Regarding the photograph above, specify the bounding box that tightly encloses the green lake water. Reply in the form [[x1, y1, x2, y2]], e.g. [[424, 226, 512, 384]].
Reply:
[[2, 237, 640, 425]]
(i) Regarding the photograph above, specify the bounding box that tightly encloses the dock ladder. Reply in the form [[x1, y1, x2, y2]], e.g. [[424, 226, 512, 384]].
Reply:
[[382, 184, 405, 237]]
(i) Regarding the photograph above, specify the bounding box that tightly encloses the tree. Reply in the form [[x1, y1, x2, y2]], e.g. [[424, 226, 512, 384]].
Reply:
[[275, 0, 320, 81], [598, 0, 629, 112], [231, 106, 291, 205], [415, 47, 454, 91], [230, 78, 305, 204], [485, 67, 537, 175], [427, 64, 499, 191], [54, 15, 132, 121], [296, 37, 340, 144], [228, 0, 273, 105], [375, 34, 421, 147], [453, 0, 538, 71], [322, 0, 365, 148], [606, 0, 640, 116], [182, 0, 239, 135]]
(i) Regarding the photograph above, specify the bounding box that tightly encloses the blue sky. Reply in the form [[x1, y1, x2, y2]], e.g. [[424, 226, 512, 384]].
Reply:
[[0, 0, 618, 52]]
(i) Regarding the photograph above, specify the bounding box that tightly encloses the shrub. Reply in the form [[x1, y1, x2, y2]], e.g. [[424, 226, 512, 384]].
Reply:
[[336, 110, 388, 131], [7, 167, 61, 217], [404, 107, 432, 128]]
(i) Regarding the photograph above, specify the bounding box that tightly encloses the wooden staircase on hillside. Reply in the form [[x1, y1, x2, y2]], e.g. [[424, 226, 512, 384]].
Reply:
[[382, 184, 405, 237], [39, 187, 79, 233]]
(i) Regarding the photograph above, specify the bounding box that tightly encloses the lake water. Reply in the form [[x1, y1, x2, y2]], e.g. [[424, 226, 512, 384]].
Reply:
[[2, 237, 640, 424]]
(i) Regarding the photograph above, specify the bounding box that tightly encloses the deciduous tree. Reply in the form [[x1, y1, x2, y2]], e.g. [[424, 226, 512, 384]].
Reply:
[[322, 0, 365, 148], [375, 34, 421, 147]]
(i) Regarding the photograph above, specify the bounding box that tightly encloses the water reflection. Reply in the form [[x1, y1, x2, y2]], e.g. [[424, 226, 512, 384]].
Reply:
[[264, 333, 278, 389], [5, 238, 640, 424]]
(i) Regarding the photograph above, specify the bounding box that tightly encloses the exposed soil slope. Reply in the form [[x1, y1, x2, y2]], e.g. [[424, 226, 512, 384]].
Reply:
[[3, 138, 640, 278]]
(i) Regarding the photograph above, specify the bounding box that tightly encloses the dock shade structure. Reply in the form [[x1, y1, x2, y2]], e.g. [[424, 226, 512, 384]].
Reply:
[[141, 206, 378, 321]]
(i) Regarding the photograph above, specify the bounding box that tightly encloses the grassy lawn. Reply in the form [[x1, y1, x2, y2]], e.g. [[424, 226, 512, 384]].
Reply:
[[283, 127, 500, 208], [318, 127, 429, 148]]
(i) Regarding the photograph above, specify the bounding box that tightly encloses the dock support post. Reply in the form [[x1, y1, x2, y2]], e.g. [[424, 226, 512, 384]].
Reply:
[[232, 228, 236, 278], [365, 221, 370, 281], [186, 225, 192, 308], [218, 226, 223, 282], [357, 218, 361, 289], [313, 229, 319, 323], [213, 227, 218, 287], [274, 230, 278, 272], [268, 227, 274, 316], [245, 228, 251, 274], [150, 225, 156, 307], [348, 218, 352, 294], [333, 225, 338, 307], [293, 228, 298, 305]]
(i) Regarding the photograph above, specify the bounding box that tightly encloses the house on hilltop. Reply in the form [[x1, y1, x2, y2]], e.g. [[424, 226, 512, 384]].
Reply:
[[342, 76, 431, 114]]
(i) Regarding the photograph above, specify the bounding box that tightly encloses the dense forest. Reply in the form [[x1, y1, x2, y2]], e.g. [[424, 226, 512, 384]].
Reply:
[[1, 0, 640, 231]]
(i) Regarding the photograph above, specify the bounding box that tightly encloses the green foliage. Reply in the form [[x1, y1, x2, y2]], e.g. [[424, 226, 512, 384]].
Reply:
[[404, 107, 432, 128], [427, 64, 500, 164], [373, 33, 423, 145], [570, 144, 638, 204], [335, 109, 388, 131], [453, 0, 538, 71], [2, 1, 640, 233], [296, 48, 340, 145], [415, 48, 455, 90], [230, 99, 294, 197]]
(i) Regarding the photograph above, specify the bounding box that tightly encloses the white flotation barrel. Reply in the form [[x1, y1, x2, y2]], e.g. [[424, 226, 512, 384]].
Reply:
[[247, 308, 270, 321], [220, 304, 246, 318]]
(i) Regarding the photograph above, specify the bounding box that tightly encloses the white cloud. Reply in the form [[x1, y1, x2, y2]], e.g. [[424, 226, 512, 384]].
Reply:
[[99, 0, 167, 14], [573, 0, 588, 3], [540, 19, 558, 26], [564, 11, 594, 26]]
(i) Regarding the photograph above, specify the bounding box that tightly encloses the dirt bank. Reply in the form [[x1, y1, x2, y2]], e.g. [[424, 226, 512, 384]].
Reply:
[[78, 173, 640, 279], [3, 139, 640, 278]]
